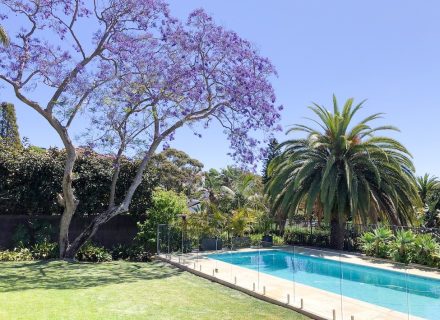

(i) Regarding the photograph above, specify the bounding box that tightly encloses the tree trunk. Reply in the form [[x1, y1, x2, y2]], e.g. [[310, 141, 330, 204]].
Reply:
[[64, 141, 160, 258], [277, 217, 285, 234], [11, 100, 80, 258], [64, 207, 122, 259], [58, 144, 79, 257], [108, 143, 125, 209], [330, 213, 346, 250], [26, 109, 79, 259]]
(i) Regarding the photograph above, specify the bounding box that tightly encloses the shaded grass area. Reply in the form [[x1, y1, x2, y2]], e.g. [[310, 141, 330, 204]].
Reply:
[[0, 260, 308, 320]]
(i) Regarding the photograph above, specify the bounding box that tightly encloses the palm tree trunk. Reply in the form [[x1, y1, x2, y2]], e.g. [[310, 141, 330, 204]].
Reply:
[[330, 213, 345, 250]]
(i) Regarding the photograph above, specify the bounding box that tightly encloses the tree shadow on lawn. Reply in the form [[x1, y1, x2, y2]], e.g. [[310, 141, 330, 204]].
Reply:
[[0, 260, 182, 292]]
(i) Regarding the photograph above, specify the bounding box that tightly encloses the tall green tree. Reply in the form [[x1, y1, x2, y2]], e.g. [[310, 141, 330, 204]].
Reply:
[[262, 138, 280, 185], [151, 148, 204, 198], [266, 96, 420, 249], [0, 24, 9, 46], [0, 102, 21, 149], [416, 174, 439, 205], [201, 167, 266, 216], [417, 174, 440, 227]]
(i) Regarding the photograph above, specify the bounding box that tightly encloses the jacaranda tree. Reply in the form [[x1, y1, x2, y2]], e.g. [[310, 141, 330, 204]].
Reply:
[[266, 97, 419, 249], [0, 1, 281, 258]]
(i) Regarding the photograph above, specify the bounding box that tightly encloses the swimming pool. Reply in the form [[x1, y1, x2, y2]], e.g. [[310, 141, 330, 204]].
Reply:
[[209, 250, 440, 319]]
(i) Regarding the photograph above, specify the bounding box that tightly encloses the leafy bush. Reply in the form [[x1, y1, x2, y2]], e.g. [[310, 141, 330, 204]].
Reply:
[[273, 235, 285, 246], [359, 231, 375, 256], [136, 189, 188, 251], [76, 243, 112, 262], [1, 243, 151, 263], [413, 234, 440, 267], [31, 241, 58, 260], [284, 227, 331, 247], [228, 208, 256, 237], [249, 233, 285, 246], [389, 230, 416, 264], [360, 227, 393, 258], [250, 233, 263, 246], [254, 212, 274, 235], [111, 244, 151, 262], [0, 145, 156, 215], [0, 248, 33, 261], [186, 202, 227, 239], [359, 227, 440, 267]]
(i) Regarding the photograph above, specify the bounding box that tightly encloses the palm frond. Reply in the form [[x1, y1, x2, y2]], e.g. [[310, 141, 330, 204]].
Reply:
[[266, 96, 420, 234]]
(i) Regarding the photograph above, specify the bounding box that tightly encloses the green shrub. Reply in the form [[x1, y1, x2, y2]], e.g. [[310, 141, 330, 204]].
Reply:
[[254, 212, 274, 235], [359, 231, 376, 256], [250, 234, 263, 246], [111, 244, 151, 262], [249, 233, 285, 246], [360, 227, 393, 258], [76, 243, 112, 262], [389, 230, 416, 264], [284, 227, 330, 247], [0, 248, 33, 261], [413, 234, 440, 267], [31, 241, 58, 260], [136, 189, 188, 252], [11, 220, 55, 249], [273, 235, 285, 246], [0, 145, 156, 216], [228, 208, 256, 237], [186, 202, 227, 239], [359, 228, 440, 268]]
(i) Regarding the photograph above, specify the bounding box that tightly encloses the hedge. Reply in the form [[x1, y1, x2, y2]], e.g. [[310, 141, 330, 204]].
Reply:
[[0, 145, 157, 216]]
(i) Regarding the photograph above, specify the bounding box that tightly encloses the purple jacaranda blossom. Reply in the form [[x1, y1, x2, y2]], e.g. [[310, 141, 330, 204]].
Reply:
[[79, 6, 283, 166], [0, 0, 283, 210]]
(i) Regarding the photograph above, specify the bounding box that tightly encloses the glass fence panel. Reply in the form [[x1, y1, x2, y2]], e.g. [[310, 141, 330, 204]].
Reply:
[[407, 264, 440, 320], [292, 247, 343, 319], [225, 238, 236, 286], [340, 255, 412, 320], [156, 223, 439, 320]]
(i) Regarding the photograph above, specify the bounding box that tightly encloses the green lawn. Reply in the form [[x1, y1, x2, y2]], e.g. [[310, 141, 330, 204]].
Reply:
[[0, 260, 308, 320]]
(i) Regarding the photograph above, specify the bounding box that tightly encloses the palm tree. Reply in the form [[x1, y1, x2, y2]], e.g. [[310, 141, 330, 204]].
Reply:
[[416, 173, 439, 205], [266, 96, 420, 249], [0, 24, 9, 47]]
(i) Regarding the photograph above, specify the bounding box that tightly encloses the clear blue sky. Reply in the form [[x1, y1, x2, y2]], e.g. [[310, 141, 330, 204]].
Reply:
[[3, 0, 440, 176]]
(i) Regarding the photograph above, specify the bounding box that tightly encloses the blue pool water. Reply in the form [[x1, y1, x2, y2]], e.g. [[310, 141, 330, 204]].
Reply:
[[209, 250, 440, 319]]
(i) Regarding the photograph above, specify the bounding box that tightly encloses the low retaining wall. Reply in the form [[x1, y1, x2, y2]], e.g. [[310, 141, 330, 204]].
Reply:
[[0, 215, 142, 249]]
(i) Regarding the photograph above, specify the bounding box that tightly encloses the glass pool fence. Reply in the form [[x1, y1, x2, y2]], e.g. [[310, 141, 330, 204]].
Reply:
[[156, 224, 440, 320]]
